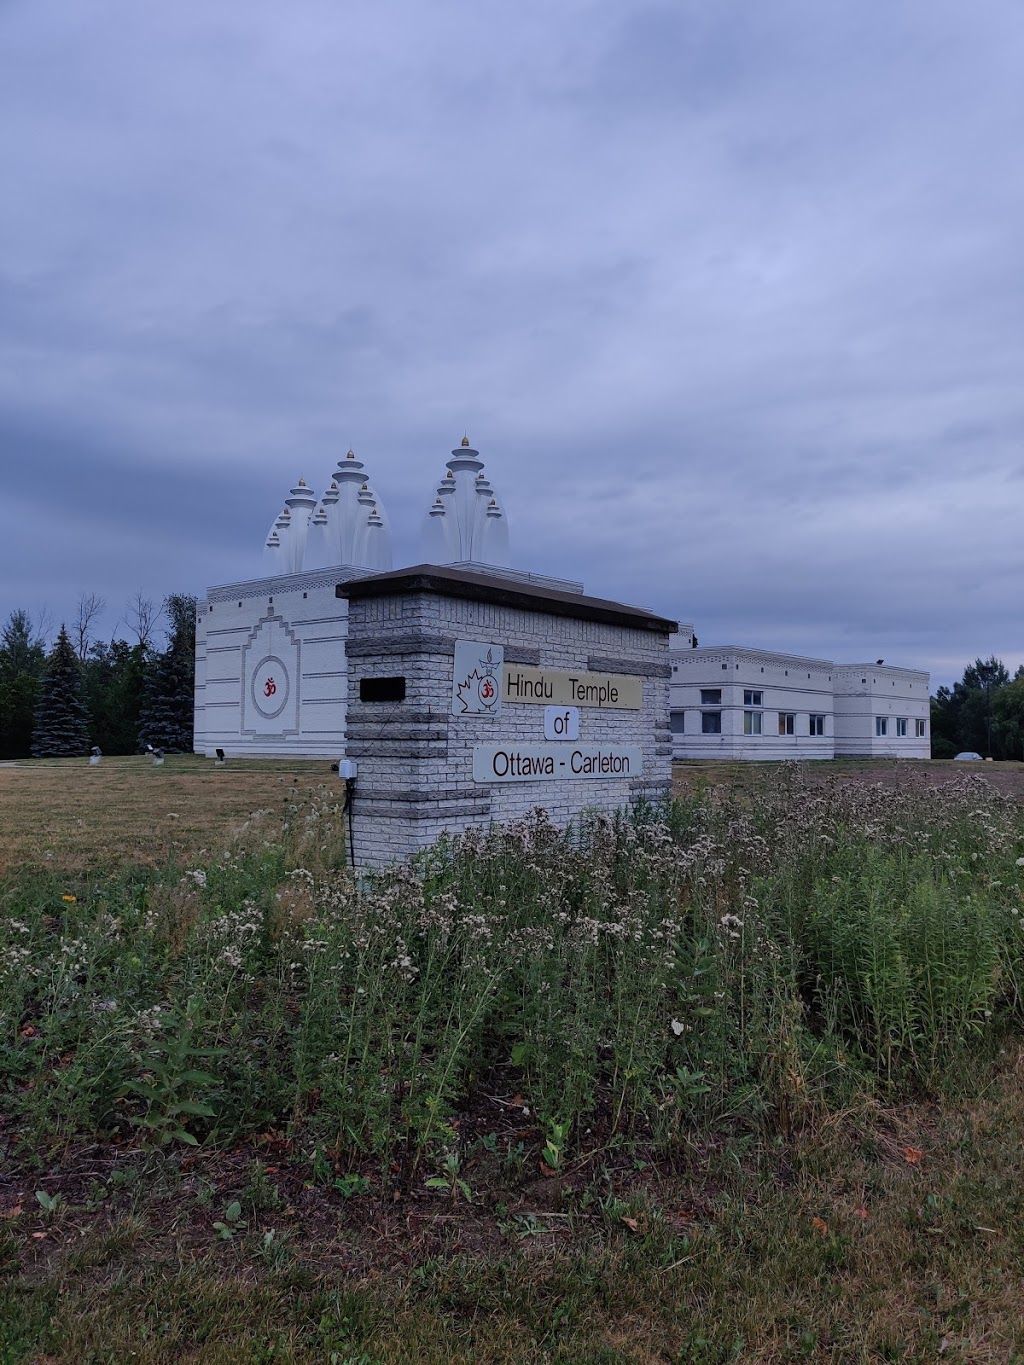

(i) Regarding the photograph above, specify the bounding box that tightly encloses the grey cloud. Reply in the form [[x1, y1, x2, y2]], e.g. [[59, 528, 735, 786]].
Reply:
[[2, 0, 1023, 685]]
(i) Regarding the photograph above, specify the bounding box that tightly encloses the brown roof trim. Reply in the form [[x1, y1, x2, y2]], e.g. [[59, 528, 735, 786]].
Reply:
[[337, 564, 678, 634]]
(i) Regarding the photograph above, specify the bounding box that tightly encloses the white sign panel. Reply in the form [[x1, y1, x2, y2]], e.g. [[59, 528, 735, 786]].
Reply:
[[543, 705, 580, 740], [473, 743, 643, 782], [452, 640, 504, 716]]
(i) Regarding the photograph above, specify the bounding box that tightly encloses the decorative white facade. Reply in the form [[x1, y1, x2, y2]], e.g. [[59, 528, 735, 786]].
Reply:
[[195, 569, 365, 760], [670, 646, 835, 760], [195, 438, 516, 759], [670, 646, 929, 760], [833, 665, 930, 758]]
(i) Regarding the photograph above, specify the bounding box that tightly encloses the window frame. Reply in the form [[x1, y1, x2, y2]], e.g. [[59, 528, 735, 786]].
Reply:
[[809, 714, 825, 736], [701, 711, 722, 734], [778, 712, 796, 736], [743, 710, 763, 735], [875, 716, 888, 737]]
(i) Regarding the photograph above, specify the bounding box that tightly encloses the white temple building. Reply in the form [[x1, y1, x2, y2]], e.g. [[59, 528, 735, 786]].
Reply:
[[668, 645, 930, 761], [194, 438, 527, 759], [193, 433, 931, 765]]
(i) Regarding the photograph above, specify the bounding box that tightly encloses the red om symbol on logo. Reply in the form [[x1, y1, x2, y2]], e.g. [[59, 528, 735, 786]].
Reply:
[[263, 677, 277, 698]]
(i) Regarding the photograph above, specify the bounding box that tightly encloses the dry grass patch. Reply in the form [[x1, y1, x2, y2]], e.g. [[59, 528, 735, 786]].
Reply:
[[0, 755, 332, 873]]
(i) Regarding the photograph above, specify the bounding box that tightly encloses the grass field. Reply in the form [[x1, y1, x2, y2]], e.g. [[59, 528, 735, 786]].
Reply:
[[0, 755, 333, 873], [3, 757, 1024, 1363]]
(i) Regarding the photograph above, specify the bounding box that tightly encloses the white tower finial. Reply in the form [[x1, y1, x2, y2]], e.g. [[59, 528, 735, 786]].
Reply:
[[422, 438, 511, 568], [259, 451, 392, 574]]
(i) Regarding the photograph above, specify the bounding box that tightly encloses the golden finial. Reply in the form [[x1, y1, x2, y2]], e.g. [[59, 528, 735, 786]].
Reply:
[[331, 481, 337, 489], [347, 449, 355, 458], [461, 435, 470, 447], [298, 478, 305, 486], [361, 482, 368, 490]]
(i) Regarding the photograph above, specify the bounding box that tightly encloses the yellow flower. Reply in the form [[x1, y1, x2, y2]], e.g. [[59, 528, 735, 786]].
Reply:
[[62, 894, 77, 903]]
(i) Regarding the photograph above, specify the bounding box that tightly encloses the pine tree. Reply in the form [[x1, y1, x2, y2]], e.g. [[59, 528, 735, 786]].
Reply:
[[0, 609, 47, 759], [138, 594, 197, 753], [31, 625, 91, 757]]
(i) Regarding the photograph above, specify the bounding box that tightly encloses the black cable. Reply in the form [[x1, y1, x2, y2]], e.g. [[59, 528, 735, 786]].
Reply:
[[346, 779, 356, 866]]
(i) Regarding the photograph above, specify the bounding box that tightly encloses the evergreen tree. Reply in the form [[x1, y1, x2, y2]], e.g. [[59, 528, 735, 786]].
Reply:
[[31, 625, 91, 757], [138, 594, 197, 753], [84, 638, 149, 754], [0, 610, 46, 759]]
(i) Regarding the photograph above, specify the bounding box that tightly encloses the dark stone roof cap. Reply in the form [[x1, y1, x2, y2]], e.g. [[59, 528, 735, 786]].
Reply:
[[337, 564, 678, 634]]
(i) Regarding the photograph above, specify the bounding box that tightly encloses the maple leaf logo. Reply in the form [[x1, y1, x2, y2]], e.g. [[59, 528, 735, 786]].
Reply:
[[456, 668, 498, 713]]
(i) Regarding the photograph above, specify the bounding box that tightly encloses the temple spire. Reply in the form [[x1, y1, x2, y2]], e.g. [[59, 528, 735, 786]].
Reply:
[[422, 437, 511, 568]]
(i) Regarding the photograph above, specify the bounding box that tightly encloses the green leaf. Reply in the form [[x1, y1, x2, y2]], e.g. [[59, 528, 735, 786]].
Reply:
[[166, 1100, 216, 1118], [121, 1079, 160, 1100], [225, 1201, 242, 1223]]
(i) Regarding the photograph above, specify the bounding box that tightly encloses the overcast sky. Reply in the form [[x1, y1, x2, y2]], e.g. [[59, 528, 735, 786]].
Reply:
[[2, 1, 1022, 687]]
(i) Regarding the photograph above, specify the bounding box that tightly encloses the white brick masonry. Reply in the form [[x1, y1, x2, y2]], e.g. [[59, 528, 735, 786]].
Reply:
[[340, 569, 676, 866]]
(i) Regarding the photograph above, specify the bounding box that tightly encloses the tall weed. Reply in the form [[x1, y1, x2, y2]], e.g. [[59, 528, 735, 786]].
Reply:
[[3, 774, 1023, 1178]]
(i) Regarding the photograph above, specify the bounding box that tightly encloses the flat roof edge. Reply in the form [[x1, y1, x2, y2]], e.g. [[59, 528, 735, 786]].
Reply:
[[337, 564, 678, 634]]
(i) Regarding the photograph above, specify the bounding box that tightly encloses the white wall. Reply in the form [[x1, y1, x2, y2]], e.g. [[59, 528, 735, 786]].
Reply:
[[833, 665, 930, 758], [669, 647, 834, 760], [194, 568, 358, 759]]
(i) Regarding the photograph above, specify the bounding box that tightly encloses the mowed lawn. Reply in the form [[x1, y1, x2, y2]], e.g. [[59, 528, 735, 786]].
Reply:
[[0, 755, 335, 873]]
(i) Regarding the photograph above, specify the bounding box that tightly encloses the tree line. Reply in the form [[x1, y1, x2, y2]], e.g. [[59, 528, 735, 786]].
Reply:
[[930, 657, 1024, 760], [0, 593, 196, 759]]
